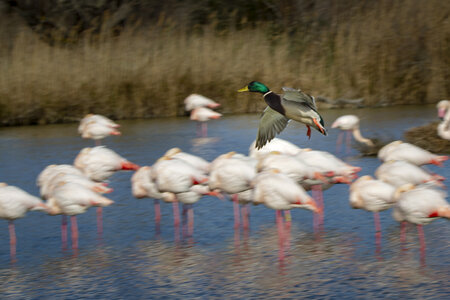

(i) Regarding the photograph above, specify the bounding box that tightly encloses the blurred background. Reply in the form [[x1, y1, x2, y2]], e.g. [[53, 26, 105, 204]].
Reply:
[[0, 0, 449, 126]]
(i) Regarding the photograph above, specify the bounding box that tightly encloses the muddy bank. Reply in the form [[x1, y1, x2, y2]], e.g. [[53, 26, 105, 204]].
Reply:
[[404, 122, 450, 154]]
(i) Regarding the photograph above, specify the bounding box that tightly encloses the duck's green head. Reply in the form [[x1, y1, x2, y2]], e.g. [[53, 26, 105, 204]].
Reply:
[[238, 81, 270, 94]]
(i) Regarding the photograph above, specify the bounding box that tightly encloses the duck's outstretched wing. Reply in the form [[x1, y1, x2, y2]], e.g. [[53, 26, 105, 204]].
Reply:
[[256, 107, 289, 149], [282, 87, 317, 110]]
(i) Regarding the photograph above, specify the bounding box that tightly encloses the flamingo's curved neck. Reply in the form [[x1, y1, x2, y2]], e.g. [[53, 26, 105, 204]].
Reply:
[[352, 127, 374, 147]]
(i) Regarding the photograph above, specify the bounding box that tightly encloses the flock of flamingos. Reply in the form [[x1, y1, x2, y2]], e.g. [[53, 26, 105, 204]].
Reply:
[[1, 92, 449, 263]]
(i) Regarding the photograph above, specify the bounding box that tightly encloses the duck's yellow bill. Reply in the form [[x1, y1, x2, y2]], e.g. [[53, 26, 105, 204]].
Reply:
[[237, 86, 249, 92]]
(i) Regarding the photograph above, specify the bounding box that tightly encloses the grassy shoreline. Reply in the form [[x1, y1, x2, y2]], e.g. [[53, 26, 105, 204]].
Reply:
[[0, 0, 448, 126]]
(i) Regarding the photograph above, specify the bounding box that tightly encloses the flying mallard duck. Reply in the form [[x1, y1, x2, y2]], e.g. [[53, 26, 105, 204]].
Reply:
[[238, 81, 327, 149]]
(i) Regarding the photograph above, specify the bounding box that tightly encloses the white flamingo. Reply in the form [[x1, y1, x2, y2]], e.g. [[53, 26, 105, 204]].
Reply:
[[331, 115, 374, 153], [74, 146, 138, 235], [375, 160, 445, 188], [78, 114, 119, 133], [184, 94, 220, 111], [349, 175, 396, 252], [80, 122, 121, 144], [249, 138, 303, 159], [74, 146, 140, 182], [190, 107, 222, 137], [47, 182, 114, 251], [131, 166, 176, 229], [152, 156, 208, 229], [437, 108, 450, 140], [253, 170, 320, 260], [436, 100, 449, 119], [39, 169, 112, 200], [0, 183, 48, 260], [294, 149, 360, 228], [378, 141, 448, 166], [209, 152, 257, 230], [163, 147, 211, 173], [393, 184, 450, 264], [256, 151, 317, 184], [37, 164, 84, 188], [78, 114, 120, 145]]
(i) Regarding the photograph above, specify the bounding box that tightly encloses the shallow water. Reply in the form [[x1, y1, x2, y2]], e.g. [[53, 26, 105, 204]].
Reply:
[[0, 105, 449, 299]]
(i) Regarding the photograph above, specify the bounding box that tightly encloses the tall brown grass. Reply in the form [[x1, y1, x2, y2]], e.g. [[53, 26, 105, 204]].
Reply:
[[0, 0, 448, 125]]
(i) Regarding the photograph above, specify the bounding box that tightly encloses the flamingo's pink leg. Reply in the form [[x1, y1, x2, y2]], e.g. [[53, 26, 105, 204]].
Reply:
[[96, 207, 103, 236], [71, 216, 78, 250], [417, 224, 426, 266], [276, 210, 285, 261], [233, 194, 240, 229], [61, 215, 68, 250], [8, 221, 16, 261]]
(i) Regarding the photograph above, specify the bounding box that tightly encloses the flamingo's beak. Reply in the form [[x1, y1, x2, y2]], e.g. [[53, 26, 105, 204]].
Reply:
[[121, 161, 140, 171]]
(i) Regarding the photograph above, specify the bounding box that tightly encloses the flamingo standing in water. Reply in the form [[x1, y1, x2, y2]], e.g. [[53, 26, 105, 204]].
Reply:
[[37, 165, 113, 248], [131, 166, 176, 232], [78, 114, 121, 146], [295, 149, 361, 228], [190, 107, 222, 137], [253, 170, 320, 260], [74, 146, 139, 235], [0, 183, 48, 261], [393, 184, 450, 265], [46, 182, 114, 251], [209, 152, 257, 231], [167, 184, 221, 237], [349, 175, 396, 254], [152, 155, 208, 237], [331, 115, 374, 153], [378, 141, 448, 166]]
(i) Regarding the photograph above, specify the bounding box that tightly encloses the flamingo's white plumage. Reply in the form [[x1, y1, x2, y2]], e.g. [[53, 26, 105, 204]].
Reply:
[[256, 152, 316, 184], [78, 114, 119, 134], [249, 138, 303, 159], [184, 94, 220, 111], [190, 107, 222, 122], [375, 160, 445, 188], [350, 175, 397, 212], [81, 122, 121, 141], [0, 183, 48, 259], [131, 166, 175, 227], [393, 184, 450, 264], [163, 148, 210, 173], [47, 182, 114, 250], [209, 152, 257, 229], [74, 146, 140, 182], [349, 175, 396, 250], [189, 107, 222, 137], [253, 170, 320, 260], [378, 141, 448, 166]]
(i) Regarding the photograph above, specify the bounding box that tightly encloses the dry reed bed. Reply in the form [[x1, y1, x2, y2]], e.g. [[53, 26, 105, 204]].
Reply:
[[0, 0, 448, 125]]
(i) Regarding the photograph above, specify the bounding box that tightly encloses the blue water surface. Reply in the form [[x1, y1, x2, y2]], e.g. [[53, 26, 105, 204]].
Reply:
[[0, 105, 448, 299]]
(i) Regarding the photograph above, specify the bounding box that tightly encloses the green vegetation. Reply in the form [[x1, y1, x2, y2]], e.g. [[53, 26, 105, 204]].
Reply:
[[0, 0, 449, 125]]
